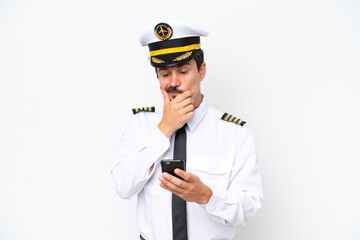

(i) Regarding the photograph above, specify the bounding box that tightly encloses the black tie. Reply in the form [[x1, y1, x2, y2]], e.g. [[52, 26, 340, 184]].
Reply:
[[172, 124, 188, 240]]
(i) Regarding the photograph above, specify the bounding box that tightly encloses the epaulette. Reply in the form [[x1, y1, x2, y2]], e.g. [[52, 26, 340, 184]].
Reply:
[[132, 107, 155, 115], [221, 113, 246, 126]]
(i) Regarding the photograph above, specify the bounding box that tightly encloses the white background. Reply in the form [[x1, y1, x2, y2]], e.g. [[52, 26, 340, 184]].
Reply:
[[1, 0, 360, 239]]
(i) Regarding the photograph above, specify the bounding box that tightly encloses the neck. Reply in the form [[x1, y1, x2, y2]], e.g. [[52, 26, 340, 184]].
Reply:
[[193, 93, 203, 109]]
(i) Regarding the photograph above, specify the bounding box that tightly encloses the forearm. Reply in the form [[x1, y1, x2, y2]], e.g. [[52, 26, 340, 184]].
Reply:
[[200, 128, 263, 225], [202, 189, 262, 225], [111, 126, 170, 199]]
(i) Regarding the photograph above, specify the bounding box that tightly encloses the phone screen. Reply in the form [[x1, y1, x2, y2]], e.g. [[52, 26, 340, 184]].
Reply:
[[161, 159, 185, 179]]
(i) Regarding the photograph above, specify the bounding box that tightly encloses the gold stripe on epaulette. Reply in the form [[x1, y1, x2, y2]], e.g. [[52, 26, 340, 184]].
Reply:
[[132, 107, 155, 115], [221, 113, 246, 126]]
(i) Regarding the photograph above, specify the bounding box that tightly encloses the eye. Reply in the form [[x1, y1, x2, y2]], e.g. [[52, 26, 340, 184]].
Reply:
[[159, 71, 169, 78], [180, 71, 188, 75]]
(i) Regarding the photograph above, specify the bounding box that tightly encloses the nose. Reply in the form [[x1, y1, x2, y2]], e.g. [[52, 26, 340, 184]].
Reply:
[[170, 72, 181, 87]]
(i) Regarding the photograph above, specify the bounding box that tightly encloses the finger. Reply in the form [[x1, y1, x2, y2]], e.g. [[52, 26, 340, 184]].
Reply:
[[160, 172, 186, 190], [173, 89, 193, 103], [159, 181, 184, 197], [163, 172, 186, 187], [182, 111, 194, 122], [174, 169, 194, 182], [182, 104, 195, 114], [177, 97, 194, 109], [160, 88, 171, 104], [159, 177, 182, 192]]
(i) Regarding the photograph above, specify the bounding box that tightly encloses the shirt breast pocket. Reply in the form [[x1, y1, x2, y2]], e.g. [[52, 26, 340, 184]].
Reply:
[[191, 157, 231, 195]]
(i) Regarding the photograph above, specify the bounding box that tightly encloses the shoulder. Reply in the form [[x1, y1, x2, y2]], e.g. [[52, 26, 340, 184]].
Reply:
[[128, 106, 161, 126], [207, 106, 247, 128], [123, 106, 161, 134], [132, 104, 162, 121], [132, 106, 157, 115], [205, 107, 255, 149], [125, 105, 161, 125], [220, 112, 246, 126], [204, 106, 254, 148], [130, 106, 162, 118]]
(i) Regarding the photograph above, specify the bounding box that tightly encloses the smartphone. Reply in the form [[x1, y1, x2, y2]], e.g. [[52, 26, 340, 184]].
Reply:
[[161, 159, 185, 179]]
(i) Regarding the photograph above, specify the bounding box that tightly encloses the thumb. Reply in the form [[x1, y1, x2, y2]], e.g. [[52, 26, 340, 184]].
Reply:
[[160, 88, 170, 104]]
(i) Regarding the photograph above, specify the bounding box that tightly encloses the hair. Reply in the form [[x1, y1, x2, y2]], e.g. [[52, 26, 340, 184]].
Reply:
[[193, 48, 204, 70], [155, 48, 204, 77]]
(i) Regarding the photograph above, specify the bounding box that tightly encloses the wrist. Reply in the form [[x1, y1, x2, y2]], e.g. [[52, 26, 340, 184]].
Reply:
[[200, 186, 213, 204], [158, 122, 175, 138]]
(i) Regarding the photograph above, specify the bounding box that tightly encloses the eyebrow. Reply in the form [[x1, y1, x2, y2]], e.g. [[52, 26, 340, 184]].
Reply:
[[158, 63, 191, 72]]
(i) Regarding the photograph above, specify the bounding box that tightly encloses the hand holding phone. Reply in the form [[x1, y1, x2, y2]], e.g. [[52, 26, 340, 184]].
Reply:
[[161, 159, 185, 179]]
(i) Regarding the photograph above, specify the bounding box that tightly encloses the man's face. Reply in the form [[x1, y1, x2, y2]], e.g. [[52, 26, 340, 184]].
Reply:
[[157, 59, 206, 104]]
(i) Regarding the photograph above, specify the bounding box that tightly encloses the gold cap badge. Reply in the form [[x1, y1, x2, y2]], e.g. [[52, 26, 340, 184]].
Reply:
[[154, 23, 173, 41]]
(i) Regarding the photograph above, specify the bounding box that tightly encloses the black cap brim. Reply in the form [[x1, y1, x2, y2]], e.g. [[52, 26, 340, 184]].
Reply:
[[148, 37, 200, 67]]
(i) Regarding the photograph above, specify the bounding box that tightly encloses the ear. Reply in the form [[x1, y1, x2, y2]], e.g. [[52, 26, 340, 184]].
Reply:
[[199, 62, 206, 81]]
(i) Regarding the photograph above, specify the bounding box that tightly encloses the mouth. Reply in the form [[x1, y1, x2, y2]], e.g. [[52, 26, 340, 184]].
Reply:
[[168, 90, 183, 98]]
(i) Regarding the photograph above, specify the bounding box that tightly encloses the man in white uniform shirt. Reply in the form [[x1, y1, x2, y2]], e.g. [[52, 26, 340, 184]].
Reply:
[[111, 20, 263, 240]]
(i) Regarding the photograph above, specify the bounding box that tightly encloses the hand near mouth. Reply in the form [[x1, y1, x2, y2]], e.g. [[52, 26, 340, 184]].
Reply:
[[165, 86, 183, 99], [158, 88, 194, 138]]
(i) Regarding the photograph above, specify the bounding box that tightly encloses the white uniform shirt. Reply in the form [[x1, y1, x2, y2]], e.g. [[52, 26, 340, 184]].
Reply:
[[111, 97, 263, 240]]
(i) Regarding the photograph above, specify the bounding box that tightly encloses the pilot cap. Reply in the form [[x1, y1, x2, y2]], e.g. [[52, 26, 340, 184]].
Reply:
[[139, 20, 208, 68]]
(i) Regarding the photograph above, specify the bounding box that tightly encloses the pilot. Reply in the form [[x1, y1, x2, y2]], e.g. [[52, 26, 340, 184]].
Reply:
[[111, 20, 263, 240]]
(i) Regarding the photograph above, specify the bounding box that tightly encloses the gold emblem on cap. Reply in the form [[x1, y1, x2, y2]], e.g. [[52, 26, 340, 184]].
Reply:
[[152, 57, 164, 64], [154, 23, 173, 41], [173, 51, 193, 62]]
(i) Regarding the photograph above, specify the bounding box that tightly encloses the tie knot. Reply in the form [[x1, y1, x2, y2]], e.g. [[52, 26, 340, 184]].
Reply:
[[174, 124, 187, 161], [178, 124, 187, 133]]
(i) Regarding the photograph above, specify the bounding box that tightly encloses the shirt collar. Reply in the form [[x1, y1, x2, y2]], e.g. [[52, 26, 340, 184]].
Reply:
[[186, 94, 208, 131]]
